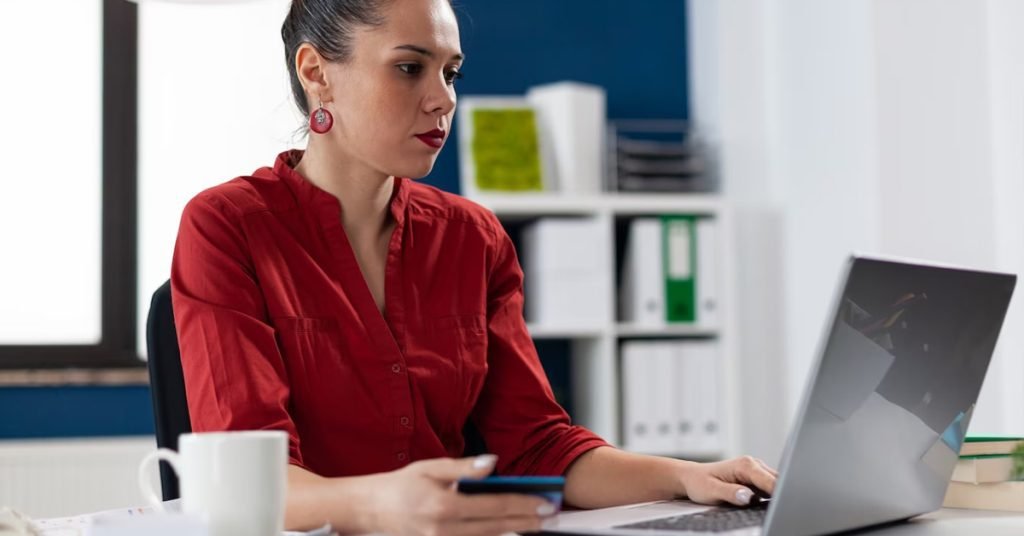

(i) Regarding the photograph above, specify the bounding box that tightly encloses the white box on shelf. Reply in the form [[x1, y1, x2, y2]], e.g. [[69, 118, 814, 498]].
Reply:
[[521, 218, 611, 328], [526, 81, 607, 195]]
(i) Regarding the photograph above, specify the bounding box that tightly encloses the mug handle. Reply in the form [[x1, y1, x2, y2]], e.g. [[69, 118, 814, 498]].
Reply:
[[137, 448, 182, 512]]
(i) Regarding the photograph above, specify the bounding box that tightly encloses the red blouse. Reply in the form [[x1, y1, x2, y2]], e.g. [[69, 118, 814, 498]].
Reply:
[[170, 150, 608, 477]]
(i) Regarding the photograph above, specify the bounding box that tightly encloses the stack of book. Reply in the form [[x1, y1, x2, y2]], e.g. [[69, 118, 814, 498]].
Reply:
[[943, 436, 1024, 511]]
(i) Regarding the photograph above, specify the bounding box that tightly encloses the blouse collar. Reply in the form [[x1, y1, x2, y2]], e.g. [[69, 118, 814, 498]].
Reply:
[[273, 149, 410, 226]]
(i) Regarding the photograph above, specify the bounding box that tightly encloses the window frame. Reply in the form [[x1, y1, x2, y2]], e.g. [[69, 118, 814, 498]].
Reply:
[[0, 0, 140, 369]]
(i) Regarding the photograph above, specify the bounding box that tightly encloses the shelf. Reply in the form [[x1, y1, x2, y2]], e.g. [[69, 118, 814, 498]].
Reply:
[[475, 195, 601, 217], [469, 188, 736, 455], [473, 193, 724, 218], [605, 193, 724, 216], [526, 324, 608, 339], [524, 323, 718, 339], [615, 323, 718, 338]]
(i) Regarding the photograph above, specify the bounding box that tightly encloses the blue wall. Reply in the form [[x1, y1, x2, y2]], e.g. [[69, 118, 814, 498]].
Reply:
[[0, 0, 687, 440], [422, 0, 689, 193], [0, 386, 154, 439]]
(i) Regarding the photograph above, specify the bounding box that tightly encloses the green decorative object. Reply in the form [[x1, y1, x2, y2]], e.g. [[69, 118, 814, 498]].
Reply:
[[470, 108, 544, 192], [1012, 442, 1024, 481]]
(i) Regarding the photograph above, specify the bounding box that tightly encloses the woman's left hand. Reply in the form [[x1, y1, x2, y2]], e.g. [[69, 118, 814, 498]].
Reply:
[[679, 456, 778, 507]]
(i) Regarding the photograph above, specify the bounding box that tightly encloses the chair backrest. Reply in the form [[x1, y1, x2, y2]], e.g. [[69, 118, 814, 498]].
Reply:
[[145, 279, 192, 501]]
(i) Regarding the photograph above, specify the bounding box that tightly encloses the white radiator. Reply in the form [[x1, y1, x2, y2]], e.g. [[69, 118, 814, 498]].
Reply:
[[0, 437, 158, 518]]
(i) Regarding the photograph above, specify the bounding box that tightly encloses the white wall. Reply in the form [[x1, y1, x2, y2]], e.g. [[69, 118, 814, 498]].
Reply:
[[137, 0, 301, 355], [688, 0, 1024, 464], [976, 0, 1024, 438], [770, 0, 883, 427], [687, 0, 790, 465]]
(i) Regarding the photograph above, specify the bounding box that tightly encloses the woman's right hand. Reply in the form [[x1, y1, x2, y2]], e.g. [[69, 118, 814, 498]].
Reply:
[[367, 454, 556, 536]]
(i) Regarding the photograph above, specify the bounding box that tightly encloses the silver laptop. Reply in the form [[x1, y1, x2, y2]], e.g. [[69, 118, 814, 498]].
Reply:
[[548, 255, 1016, 536]]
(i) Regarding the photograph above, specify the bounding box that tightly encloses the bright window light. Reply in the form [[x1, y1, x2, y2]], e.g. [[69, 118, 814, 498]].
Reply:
[[0, 1, 103, 345]]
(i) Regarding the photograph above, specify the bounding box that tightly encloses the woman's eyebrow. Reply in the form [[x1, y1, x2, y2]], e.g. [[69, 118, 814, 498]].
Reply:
[[393, 44, 464, 61]]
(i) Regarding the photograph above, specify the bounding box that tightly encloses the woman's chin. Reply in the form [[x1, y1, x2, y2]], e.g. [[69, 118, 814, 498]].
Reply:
[[394, 160, 437, 180]]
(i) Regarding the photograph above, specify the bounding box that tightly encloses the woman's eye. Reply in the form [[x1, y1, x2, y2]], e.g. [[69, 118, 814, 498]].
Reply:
[[397, 63, 423, 75], [445, 69, 464, 85]]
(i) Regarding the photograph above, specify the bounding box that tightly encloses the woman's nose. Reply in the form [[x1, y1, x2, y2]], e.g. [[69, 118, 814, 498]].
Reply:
[[423, 75, 456, 116]]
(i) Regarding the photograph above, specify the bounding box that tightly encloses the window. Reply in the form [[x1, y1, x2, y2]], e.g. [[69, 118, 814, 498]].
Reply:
[[2, 0, 326, 368], [0, 0, 138, 368]]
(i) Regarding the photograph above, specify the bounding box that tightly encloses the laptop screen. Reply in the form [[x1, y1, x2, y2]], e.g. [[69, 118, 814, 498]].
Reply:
[[765, 256, 1016, 536]]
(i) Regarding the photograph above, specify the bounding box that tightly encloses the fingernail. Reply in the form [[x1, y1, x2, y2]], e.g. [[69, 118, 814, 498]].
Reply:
[[736, 488, 753, 505], [537, 502, 556, 516], [542, 517, 560, 529], [473, 454, 498, 470]]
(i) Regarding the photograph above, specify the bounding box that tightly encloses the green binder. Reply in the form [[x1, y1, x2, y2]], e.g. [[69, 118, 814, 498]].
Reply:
[[661, 215, 697, 323]]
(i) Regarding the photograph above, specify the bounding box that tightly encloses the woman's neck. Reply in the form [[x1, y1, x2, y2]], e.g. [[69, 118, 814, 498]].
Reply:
[[295, 139, 395, 236]]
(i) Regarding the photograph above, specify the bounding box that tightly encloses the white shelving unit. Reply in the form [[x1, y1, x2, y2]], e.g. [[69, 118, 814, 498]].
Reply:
[[470, 192, 739, 461], [473, 193, 724, 216]]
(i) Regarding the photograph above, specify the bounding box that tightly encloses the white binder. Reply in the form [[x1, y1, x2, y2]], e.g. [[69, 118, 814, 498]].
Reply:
[[651, 341, 678, 455], [672, 340, 722, 457], [627, 339, 722, 457], [696, 340, 724, 456], [672, 340, 699, 455], [620, 218, 664, 326], [695, 218, 720, 330], [621, 340, 654, 452]]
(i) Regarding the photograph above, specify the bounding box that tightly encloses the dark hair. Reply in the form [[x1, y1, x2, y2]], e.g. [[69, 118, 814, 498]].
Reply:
[[281, 0, 390, 116]]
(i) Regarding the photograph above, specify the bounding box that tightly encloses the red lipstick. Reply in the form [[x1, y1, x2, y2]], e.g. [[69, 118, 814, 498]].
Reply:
[[415, 128, 445, 149]]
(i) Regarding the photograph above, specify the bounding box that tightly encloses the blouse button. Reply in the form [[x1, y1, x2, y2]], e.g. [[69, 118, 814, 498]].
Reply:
[[397, 452, 408, 462], [400, 416, 410, 426], [391, 363, 403, 374]]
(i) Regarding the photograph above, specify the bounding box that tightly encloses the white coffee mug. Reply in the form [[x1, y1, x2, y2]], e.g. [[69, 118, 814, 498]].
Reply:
[[138, 430, 288, 536]]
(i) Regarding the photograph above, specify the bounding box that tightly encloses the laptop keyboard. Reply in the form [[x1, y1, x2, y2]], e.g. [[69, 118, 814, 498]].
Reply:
[[615, 502, 769, 532]]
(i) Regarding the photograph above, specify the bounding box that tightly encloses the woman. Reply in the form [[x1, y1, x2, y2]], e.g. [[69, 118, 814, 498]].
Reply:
[[170, 0, 778, 533]]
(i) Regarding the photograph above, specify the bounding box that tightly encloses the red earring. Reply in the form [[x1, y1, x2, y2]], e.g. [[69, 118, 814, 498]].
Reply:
[[309, 100, 333, 134]]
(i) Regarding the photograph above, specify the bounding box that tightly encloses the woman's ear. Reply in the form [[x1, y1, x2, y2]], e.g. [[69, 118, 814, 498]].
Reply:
[[295, 43, 329, 107]]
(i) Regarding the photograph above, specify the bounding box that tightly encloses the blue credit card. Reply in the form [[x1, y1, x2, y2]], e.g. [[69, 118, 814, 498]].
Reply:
[[456, 476, 565, 510]]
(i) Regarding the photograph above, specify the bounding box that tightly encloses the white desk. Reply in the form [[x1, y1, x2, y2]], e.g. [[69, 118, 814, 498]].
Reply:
[[848, 507, 1024, 534], [549, 503, 1024, 535], [26, 500, 1024, 535]]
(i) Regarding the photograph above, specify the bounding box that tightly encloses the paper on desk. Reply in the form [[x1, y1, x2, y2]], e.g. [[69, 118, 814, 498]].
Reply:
[[28, 500, 332, 536]]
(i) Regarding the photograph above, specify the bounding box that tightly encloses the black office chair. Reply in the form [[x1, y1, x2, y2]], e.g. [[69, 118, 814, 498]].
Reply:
[[145, 279, 192, 501], [146, 280, 489, 499]]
